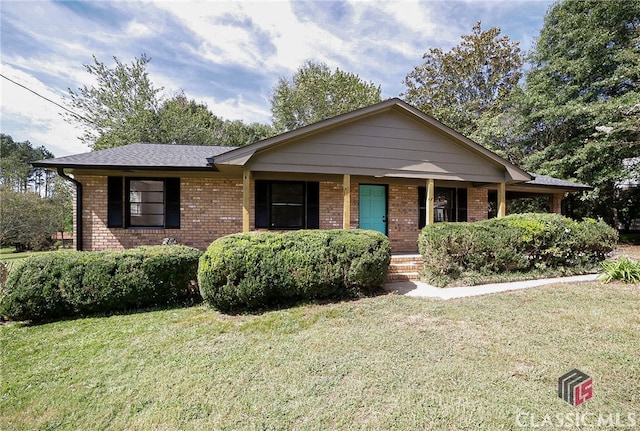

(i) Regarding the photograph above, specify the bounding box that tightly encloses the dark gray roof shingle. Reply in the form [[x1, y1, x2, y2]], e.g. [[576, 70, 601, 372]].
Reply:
[[32, 143, 236, 170], [32, 143, 592, 191], [525, 173, 591, 190]]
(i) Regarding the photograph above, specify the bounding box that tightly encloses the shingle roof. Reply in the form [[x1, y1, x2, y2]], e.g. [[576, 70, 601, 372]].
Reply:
[[31, 142, 591, 191], [32, 143, 236, 170], [525, 173, 591, 190]]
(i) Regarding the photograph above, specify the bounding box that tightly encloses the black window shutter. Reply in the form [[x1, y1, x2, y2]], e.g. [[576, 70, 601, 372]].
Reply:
[[418, 186, 426, 229], [107, 176, 124, 228], [457, 188, 468, 222], [165, 177, 180, 229], [255, 180, 269, 228], [306, 181, 320, 229]]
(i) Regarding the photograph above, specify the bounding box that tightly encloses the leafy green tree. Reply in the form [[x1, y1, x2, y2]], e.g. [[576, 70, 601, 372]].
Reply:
[[157, 93, 274, 146], [0, 187, 63, 251], [403, 22, 524, 143], [271, 60, 382, 132], [156, 93, 226, 146], [66, 55, 273, 149], [1, 135, 73, 246], [48, 176, 74, 234], [220, 120, 274, 147], [520, 0, 640, 223], [65, 54, 162, 150]]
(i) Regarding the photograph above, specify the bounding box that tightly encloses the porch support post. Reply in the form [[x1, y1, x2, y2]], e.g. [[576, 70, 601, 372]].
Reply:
[[343, 174, 351, 229], [550, 193, 564, 214], [426, 178, 435, 225], [242, 169, 251, 232], [497, 182, 506, 218]]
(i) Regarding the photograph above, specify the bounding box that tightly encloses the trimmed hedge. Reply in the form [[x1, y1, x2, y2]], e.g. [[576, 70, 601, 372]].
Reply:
[[198, 229, 391, 312], [0, 245, 202, 321], [418, 213, 618, 286]]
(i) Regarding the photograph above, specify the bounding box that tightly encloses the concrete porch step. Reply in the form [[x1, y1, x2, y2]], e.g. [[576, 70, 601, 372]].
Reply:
[[386, 272, 421, 283], [386, 254, 423, 283], [388, 263, 423, 273]]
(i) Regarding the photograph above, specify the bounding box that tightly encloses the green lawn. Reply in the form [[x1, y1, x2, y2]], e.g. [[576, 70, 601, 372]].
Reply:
[[1, 282, 638, 430], [0, 247, 61, 262]]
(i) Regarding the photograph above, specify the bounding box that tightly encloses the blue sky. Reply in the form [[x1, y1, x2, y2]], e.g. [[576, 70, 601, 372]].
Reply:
[[1, 0, 554, 157]]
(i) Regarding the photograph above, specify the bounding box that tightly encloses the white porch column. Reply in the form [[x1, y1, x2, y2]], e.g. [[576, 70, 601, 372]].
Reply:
[[242, 169, 251, 232], [343, 174, 351, 229], [426, 178, 435, 225]]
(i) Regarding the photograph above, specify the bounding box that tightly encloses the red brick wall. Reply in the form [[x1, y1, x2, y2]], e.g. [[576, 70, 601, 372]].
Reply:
[[388, 184, 421, 252], [76, 175, 488, 253], [77, 175, 243, 251], [468, 188, 489, 222], [319, 181, 343, 230]]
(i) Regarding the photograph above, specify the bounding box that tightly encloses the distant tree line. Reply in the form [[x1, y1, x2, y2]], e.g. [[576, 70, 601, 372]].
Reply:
[[0, 134, 73, 251]]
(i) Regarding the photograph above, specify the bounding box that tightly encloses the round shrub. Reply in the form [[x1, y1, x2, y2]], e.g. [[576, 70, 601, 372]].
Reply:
[[418, 213, 618, 286], [198, 229, 391, 312], [0, 245, 202, 321]]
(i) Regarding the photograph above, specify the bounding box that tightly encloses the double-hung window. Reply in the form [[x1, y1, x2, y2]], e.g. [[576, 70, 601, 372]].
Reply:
[[255, 180, 319, 229], [108, 177, 180, 229]]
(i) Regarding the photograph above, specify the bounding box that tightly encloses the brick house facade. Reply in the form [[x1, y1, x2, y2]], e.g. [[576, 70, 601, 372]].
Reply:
[[37, 99, 588, 253], [74, 175, 494, 252]]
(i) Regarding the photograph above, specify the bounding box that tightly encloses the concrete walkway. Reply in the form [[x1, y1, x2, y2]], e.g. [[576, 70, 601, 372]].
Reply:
[[384, 273, 600, 300]]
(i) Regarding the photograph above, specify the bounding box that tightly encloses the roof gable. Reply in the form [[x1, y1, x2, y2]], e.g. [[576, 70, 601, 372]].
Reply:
[[213, 98, 531, 183]]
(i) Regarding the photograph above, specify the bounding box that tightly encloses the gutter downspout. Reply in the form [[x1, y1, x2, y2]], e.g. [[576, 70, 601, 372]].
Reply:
[[56, 168, 83, 251]]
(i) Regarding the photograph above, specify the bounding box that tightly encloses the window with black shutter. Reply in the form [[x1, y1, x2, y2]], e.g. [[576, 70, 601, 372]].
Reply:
[[107, 176, 180, 229], [108, 176, 124, 228]]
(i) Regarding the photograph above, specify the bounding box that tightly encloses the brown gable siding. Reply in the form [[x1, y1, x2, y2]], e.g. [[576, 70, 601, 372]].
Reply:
[[246, 111, 505, 183]]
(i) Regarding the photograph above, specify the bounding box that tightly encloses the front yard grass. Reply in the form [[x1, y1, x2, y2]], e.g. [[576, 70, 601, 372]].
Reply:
[[0, 247, 61, 262], [1, 282, 638, 430]]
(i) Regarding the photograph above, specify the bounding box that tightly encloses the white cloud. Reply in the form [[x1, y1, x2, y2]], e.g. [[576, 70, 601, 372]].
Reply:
[[150, 1, 344, 73], [1, 0, 554, 157], [0, 65, 89, 156], [198, 94, 271, 124], [125, 20, 156, 39]]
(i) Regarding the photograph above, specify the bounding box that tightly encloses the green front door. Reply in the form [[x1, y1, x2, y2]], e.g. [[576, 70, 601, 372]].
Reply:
[[359, 185, 387, 234]]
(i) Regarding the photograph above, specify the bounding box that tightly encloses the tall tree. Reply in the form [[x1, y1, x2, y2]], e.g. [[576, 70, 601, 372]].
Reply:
[[156, 93, 274, 146], [521, 0, 640, 223], [271, 60, 382, 132], [403, 22, 524, 146], [66, 55, 273, 149], [0, 134, 54, 194], [220, 120, 274, 147], [156, 93, 226, 146], [65, 54, 162, 150], [0, 187, 66, 251], [0, 135, 72, 249]]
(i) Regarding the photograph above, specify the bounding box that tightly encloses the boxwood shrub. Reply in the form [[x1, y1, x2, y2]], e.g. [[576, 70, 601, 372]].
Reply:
[[198, 229, 391, 312], [418, 213, 618, 286], [0, 245, 202, 321]]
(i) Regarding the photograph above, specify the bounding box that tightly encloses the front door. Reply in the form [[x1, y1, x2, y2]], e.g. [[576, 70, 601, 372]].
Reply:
[[359, 185, 387, 234]]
